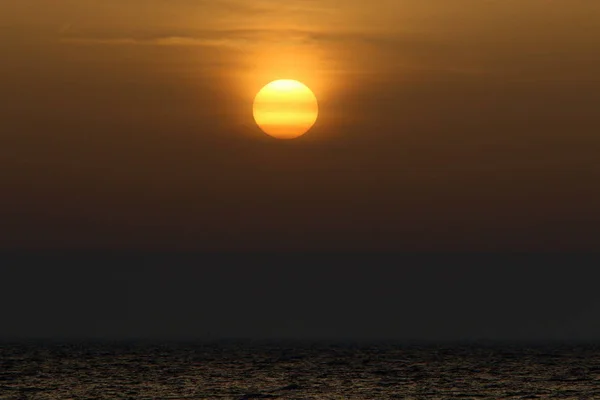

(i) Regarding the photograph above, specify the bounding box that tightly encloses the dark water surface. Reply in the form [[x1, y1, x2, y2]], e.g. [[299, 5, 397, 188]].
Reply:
[[1, 341, 599, 399]]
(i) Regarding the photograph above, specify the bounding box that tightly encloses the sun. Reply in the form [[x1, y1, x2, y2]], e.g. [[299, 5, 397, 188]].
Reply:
[[252, 79, 319, 140]]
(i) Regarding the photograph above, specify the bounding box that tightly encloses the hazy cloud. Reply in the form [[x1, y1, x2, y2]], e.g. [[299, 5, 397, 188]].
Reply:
[[59, 28, 403, 48]]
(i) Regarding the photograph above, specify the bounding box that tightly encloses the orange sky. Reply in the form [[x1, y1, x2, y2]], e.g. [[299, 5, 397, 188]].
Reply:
[[1, 1, 599, 250]]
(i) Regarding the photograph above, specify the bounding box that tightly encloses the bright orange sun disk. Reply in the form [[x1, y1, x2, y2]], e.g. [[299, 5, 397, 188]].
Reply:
[[253, 79, 319, 139]]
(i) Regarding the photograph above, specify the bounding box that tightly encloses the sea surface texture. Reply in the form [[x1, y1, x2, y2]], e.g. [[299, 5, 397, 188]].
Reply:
[[1, 342, 599, 399]]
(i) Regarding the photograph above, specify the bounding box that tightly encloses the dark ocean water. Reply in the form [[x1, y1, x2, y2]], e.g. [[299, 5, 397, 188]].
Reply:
[[1, 341, 599, 399]]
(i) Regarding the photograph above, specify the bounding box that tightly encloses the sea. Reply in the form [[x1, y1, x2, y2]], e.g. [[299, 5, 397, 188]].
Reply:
[[1, 341, 599, 399]]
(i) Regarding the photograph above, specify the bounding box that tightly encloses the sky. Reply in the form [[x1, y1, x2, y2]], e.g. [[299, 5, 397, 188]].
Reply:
[[1, 2, 600, 342], [2, 254, 600, 341], [1, 0, 600, 251]]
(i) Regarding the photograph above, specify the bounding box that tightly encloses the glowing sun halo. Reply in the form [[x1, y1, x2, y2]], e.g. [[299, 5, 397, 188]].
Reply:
[[253, 79, 319, 139]]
